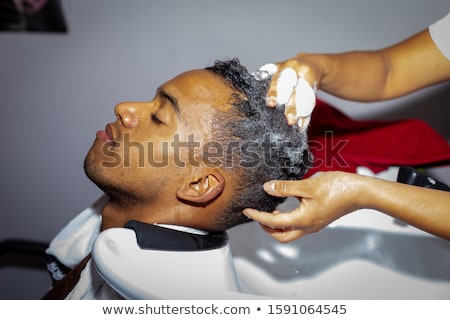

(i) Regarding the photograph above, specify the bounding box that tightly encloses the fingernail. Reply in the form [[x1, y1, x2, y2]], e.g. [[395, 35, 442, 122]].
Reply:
[[263, 181, 275, 193], [242, 209, 252, 218], [286, 113, 297, 125], [266, 96, 277, 107]]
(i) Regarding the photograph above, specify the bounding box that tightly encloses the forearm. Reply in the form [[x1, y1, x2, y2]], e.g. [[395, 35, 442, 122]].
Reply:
[[297, 30, 450, 102], [358, 175, 450, 240], [297, 51, 389, 101]]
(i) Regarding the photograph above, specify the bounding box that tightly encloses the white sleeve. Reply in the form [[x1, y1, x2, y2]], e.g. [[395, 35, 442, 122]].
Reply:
[[429, 12, 450, 60]]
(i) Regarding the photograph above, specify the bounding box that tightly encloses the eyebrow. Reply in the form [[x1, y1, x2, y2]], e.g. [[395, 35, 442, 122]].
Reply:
[[159, 89, 181, 118]]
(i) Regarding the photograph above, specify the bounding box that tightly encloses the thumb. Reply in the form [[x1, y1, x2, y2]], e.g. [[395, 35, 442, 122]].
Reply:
[[263, 179, 312, 198]]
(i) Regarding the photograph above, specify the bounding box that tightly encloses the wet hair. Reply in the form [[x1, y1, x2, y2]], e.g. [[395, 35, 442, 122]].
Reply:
[[205, 59, 312, 230]]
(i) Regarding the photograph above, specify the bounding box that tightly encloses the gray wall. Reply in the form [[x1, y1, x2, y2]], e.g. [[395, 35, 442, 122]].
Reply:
[[1, 0, 449, 299]]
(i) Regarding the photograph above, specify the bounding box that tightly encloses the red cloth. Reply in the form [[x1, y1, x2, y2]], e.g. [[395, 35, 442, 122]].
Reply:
[[305, 99, 450, 177]]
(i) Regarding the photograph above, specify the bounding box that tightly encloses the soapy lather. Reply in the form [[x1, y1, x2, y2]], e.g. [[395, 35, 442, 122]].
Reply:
[[252, 63, 316, 131]]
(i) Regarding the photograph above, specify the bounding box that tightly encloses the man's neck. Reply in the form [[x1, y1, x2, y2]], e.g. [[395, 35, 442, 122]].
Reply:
[[100, 200, 146, 230], [100, 199, 185, 231]]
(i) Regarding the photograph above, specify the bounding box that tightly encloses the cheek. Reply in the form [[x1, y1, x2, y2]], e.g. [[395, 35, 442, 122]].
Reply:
[[114, 134, 170, 169], [177, 125, 210, 165], [144, 140, 171, 167]]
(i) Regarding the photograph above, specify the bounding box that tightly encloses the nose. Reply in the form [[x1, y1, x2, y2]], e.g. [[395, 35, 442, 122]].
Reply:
[[114, 102, 140, 128]]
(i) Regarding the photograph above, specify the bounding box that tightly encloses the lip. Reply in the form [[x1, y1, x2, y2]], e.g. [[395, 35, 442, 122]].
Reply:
[[96, 123, 117, 145]]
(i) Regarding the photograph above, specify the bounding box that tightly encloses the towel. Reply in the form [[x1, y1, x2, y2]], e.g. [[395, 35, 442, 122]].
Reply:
[[305, 100, 450, 177], [46, 195, 106, 272], [65, 258, 123, 300], [45, 195, 123, 299]]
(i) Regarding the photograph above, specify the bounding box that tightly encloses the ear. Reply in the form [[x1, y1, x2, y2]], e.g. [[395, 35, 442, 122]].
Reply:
[[176, 171, 225, 204]]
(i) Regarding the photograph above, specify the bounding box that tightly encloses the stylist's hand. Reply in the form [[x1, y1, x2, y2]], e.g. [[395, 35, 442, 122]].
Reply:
[[243, 171, 363, 243], [255, 54, 322, 130]]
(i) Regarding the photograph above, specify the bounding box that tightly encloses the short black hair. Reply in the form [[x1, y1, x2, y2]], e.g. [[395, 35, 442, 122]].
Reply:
[[205, 59, 312, 230]]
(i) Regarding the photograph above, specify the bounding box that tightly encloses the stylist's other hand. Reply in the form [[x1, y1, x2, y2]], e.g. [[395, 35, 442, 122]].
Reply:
[[255, 54, 320, 130], [243, 171, 363, 243]]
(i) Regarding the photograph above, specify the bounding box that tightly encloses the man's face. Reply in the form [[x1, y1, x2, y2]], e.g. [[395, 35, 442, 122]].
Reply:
[[84, 69, 238, 230]]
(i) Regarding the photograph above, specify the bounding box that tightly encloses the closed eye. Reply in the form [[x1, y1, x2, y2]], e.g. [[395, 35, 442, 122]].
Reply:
[[151, 113, 163, 124]]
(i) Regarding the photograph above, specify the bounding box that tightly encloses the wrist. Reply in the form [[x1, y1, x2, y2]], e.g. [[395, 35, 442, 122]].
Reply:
[[294, 52, 328, 86], [352, 174, 383, 211]]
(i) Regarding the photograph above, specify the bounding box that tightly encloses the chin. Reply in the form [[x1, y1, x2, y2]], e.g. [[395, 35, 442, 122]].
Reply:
[[84, 154, 142, 205], [84, 152, 114, 193]]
